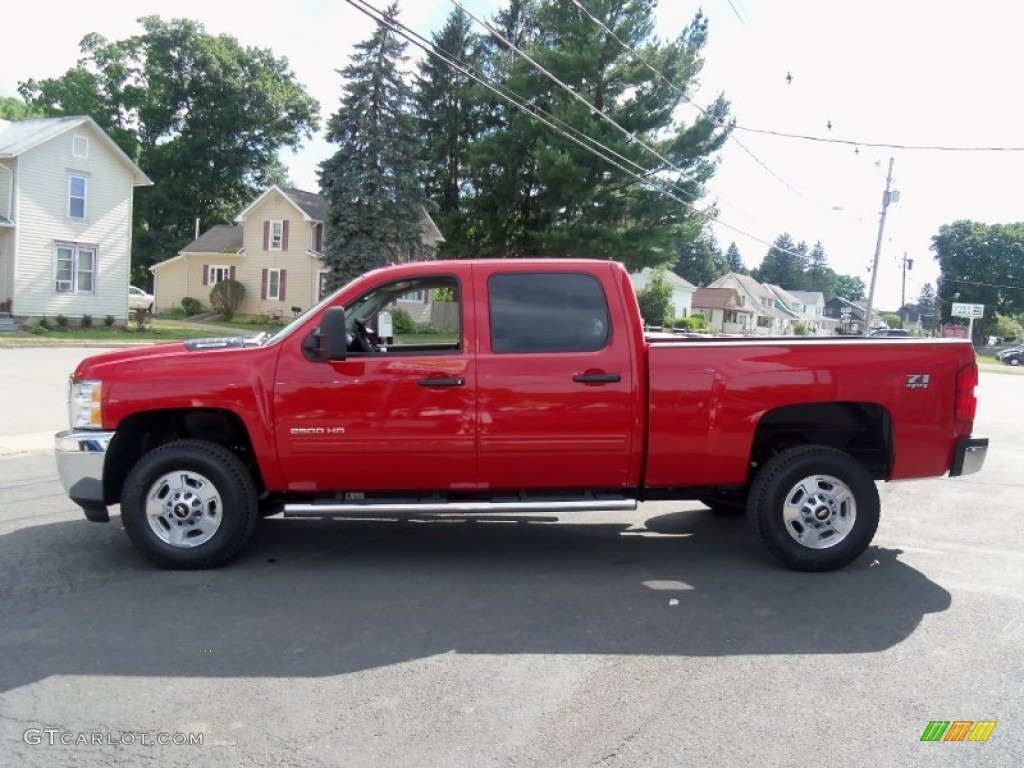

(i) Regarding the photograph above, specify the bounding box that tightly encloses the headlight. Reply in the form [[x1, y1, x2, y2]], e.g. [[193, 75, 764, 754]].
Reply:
[[69, 379, 103, 428]]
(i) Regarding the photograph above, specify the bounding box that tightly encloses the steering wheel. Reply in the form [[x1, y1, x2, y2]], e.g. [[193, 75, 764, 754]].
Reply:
[[350, 319, 376, 354]]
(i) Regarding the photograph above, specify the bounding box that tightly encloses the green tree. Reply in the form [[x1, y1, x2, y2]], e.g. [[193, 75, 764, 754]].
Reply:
[[635, 269, 674, 326], [0, 95, 45, 120], [932, 220, 1024, 324], [673, 233, 725, 286], [804, 241, 837, 295], [989, 313, 1021, 342], [209, 279, 246, 320], [917, 283, 937, 332], [20, 17, 320, 285], [414, 8, 483, 256], [319, 3, 430, 290], [464, 1, 731, 268], [753, 233, 808, 288], [724, 242, 746, 274], [833, 274, 866, 301]]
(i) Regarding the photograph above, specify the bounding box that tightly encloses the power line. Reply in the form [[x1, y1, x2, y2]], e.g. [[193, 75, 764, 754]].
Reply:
[[567, 0, 822, 207], [733, 125, 1024, 152]]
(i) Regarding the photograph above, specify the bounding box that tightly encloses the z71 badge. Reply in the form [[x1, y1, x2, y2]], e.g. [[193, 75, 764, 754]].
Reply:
[[906, 374, 931, 389]]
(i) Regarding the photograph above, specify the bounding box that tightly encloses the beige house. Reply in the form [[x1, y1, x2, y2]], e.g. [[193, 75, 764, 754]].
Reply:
[[691, 287, 755, 334], [0, 116, 151, 322], [152, 185, 444, 318]]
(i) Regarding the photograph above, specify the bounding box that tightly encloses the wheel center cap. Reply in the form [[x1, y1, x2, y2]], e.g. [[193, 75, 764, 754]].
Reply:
[[172, 503, 190, 519], [814, 506, 832, 521]]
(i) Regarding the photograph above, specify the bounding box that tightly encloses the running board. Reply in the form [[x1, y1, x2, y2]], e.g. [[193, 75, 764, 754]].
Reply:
[[283, 497, 638, 519]]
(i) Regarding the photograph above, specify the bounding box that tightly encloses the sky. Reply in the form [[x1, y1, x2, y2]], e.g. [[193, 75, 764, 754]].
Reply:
[[2, 0, 1022, 310]]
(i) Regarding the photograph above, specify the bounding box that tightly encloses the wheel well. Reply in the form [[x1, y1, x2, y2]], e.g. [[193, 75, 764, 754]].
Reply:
[[750, 402, 892, 480], [103, 409, 262, 505]]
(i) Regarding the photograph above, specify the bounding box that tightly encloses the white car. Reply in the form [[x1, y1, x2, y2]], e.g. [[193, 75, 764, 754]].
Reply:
[[128, 285, 154, 312]]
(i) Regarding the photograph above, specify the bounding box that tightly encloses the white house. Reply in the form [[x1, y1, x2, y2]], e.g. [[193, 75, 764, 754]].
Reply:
[[0, 116, 151, 322], [707, 272, 798, 335], [629, 268, 696, 321]]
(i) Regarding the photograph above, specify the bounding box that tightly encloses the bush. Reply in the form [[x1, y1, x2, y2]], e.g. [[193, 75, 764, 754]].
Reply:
[[181, 297, 203, 316], [131, 307, 150, 332], [793, 321, 809, 336], [104, 315, 115, 328], [636, 270, 674, 327], [390, 307, 416, 334], [209, 280, 245, 320], [55, 314, 69, 329], [31, 317, 50, 335], [81, 314, 93, 329]]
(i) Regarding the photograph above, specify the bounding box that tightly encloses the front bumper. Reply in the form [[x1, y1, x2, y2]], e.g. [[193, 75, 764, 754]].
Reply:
[[55, 430, 114, 522], [950, 436, 988, 477]]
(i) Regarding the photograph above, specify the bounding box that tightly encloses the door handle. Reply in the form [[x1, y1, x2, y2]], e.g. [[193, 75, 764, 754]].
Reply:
[[573, 372, 621, 384], [417, 377, 465, 387]]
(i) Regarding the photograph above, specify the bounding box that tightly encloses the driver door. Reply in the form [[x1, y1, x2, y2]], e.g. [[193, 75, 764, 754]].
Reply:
[[273, 273, 478, 493]]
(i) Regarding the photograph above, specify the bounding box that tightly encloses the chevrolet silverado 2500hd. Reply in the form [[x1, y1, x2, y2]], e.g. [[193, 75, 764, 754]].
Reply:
[[55, 259, 987, 571]]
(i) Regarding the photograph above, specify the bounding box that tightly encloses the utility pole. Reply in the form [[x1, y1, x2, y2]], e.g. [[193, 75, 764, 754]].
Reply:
[[900, 252, 913, 325], [864, 157, 895, 333]]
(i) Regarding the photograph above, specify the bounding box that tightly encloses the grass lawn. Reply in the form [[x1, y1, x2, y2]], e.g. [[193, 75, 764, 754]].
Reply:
[[0, 317, 268, 345]]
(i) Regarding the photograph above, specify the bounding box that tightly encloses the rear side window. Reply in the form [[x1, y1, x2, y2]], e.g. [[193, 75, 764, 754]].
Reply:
[[488, 272, 611, 353]]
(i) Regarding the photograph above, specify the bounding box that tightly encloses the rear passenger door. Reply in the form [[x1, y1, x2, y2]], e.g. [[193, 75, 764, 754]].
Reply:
[[474, 264, 637, 491]]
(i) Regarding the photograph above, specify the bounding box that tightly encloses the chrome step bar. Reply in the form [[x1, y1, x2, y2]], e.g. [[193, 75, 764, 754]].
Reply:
[[283, 497, 637, 519]]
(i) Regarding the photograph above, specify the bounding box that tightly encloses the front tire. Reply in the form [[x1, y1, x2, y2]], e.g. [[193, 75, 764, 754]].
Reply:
[[121, 439, 258, 569], [748, 445, 879, 571]]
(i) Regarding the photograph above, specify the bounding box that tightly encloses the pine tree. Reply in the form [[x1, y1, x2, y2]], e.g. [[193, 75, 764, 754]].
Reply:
[[319, 3, 429, 290], [754, 233, 807, 289], [464, 0, 731, 266], [724, 242, 745, 273], [414, 8, 482, 255]]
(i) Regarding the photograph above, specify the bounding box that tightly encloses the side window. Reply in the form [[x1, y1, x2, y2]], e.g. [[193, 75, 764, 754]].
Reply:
[[488, 272, 610, 353], [345, 275, 461, 356]]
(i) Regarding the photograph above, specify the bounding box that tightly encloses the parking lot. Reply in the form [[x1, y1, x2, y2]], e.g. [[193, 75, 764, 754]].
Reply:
[[0, 346, 1021, 767]]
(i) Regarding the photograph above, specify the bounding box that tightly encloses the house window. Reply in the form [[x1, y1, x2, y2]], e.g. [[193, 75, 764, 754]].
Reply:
[[208, 265, 231, 285], [312, 223, 324, 253], [72, 135, 89, 158], [269, 220, 283, 250], [67, 175, 87, 219], [55, 243, 96, 294], [318, 270, 330, 299], [267, 269, 282, 300]]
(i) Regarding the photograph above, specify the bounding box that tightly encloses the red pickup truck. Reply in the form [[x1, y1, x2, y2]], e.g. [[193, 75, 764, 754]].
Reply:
[[55, 259, 987, 572]]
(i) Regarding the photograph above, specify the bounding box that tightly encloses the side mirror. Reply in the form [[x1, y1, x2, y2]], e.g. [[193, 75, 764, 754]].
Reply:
[[320, 306, 348, 361]]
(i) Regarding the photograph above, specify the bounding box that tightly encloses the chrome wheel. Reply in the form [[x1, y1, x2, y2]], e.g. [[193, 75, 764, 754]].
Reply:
[[145, 469, 223, 548], [781, 474, 855, 549]]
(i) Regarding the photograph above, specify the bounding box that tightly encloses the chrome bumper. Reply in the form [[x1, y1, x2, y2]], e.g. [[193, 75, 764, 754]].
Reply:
[[950, 436, 988, 477], [55, 430, 114, 522]]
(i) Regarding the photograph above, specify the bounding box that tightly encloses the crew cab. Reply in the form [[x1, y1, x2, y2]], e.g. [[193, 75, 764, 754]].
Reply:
[[55, 259, 987, 571]]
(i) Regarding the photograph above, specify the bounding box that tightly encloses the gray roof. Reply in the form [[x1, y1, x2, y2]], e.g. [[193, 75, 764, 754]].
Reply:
[[282, 187, 326, 221], [181, 224, 244, 254]]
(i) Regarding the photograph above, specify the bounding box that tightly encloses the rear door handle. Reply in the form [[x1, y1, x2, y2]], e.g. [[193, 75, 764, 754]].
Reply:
[[417, 377, 465, 387], [573, 373, 621, 384]]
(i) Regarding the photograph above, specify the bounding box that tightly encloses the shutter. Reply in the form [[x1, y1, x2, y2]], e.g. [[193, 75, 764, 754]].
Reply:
[[229, 265, 236, 281], [261, 269, 268, 300], [282, 220, 289, 250], [279, 270, 287, 301], [203, 265, 209, 286], [263, 221, 269, 250]]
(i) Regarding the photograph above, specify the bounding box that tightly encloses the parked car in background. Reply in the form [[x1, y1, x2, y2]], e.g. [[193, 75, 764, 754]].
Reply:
[[869, 328, 911, 338], [997, 345, 1024, 366], [128, 286, 154, 313]]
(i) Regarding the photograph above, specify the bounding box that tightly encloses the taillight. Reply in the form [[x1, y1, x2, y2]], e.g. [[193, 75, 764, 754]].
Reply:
[[955, 364, 978, 423]]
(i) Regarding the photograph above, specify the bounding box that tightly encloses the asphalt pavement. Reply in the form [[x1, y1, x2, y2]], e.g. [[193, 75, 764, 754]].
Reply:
[[0, 346, 1021, 767]]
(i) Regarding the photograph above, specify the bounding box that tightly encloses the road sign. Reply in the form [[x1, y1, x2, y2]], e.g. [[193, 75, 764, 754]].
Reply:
[[951, 302, 984, 319]]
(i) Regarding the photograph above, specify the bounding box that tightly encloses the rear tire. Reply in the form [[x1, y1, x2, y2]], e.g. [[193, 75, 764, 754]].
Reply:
[[748, 445, 879, 572], [121, 439, 258, 569]]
